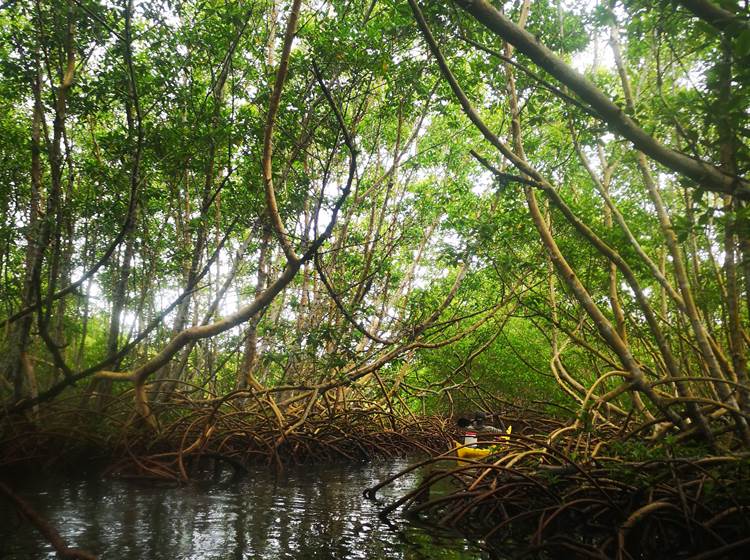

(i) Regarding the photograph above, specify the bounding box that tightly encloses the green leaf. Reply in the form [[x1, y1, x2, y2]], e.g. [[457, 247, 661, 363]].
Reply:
[[694, 20, 718, 37], [734, 29, 750, 58]]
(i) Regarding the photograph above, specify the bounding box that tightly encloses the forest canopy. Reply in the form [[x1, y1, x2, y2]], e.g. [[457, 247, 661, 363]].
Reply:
[[1, 0, 749, 451]]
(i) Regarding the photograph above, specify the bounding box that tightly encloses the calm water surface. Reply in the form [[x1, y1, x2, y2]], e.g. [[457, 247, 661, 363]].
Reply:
[[1, 457, 489, 559]]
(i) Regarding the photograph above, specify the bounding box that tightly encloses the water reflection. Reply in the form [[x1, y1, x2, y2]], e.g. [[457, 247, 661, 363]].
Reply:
[[1, 458, 487, 559]]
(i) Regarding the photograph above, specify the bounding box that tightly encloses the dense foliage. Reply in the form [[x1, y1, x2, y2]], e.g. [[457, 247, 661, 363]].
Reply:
[[1, 0, 749, 452]]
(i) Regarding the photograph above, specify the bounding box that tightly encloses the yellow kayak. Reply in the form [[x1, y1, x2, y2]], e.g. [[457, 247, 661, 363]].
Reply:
[[456, 445, 492, 459], [454, 425, 512, 460]]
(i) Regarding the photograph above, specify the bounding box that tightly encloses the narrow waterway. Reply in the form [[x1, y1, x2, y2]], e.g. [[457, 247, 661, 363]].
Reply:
[[1, 457, 489, 559]]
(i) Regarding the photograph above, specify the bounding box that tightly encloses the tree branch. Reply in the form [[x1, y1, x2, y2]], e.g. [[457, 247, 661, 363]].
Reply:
[[451, 0, 750, 198]]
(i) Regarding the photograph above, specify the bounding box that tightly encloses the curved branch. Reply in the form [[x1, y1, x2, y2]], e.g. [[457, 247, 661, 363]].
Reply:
[[451, 0, 749, 198], [262, 0, 303, 263], [314, 252, 395, 345], [677, 0, 750, 35]]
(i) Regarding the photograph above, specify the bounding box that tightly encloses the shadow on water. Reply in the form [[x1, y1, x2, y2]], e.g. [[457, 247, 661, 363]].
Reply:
[[0, 457, 491, 559]]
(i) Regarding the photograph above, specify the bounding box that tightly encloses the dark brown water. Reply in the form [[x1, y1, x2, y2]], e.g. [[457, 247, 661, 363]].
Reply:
[[1, 457, 490, 559]]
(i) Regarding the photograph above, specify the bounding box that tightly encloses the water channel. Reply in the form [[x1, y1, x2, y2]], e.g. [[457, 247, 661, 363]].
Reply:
[[1, 457, 490, 559]]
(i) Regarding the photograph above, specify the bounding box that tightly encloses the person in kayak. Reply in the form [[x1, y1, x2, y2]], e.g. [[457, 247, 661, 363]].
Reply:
[[474, 411, 505, 434], [456, 416, 478, 448]]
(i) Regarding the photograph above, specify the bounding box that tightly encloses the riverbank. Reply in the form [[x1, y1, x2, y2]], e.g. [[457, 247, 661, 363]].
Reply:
[[0, 394, 453, 479], [370, 424, 750, 559]]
